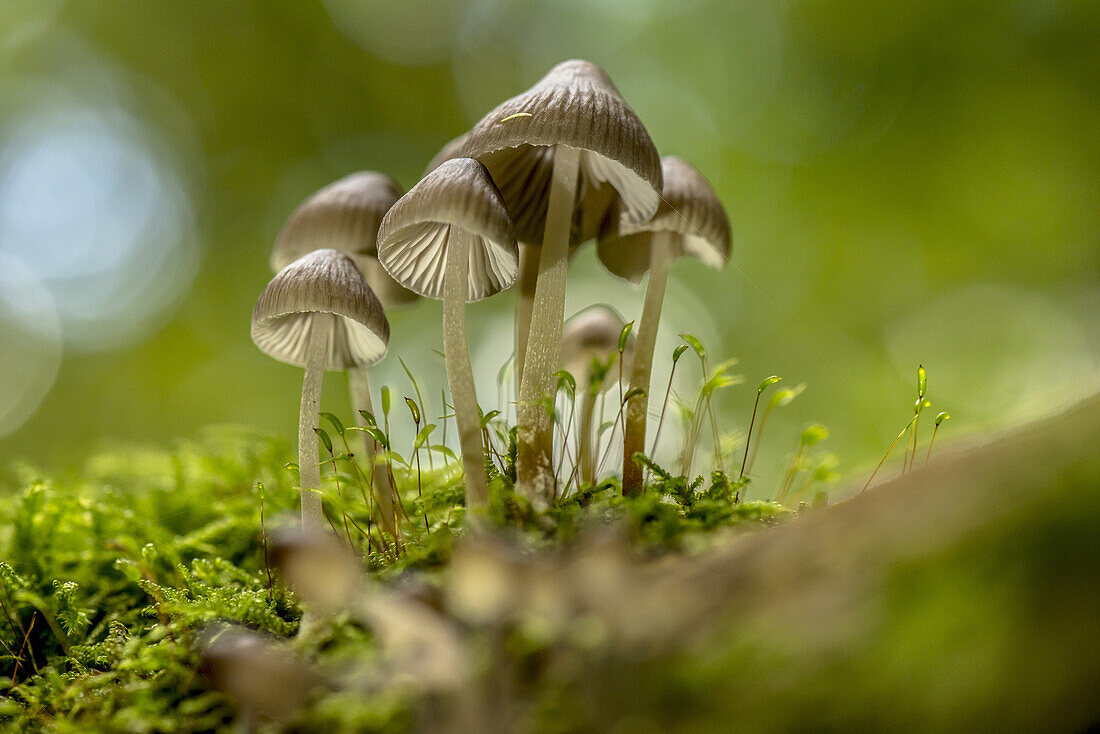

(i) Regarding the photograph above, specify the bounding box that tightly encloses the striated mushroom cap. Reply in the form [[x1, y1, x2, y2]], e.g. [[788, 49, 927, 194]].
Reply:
[[270, 172, 420, 307], [597, 156, 731, 283], [271, 172, 402, 269], [377, 158, 517, 302], [251, 249, 389, 369], [461, 59, 661, 247]]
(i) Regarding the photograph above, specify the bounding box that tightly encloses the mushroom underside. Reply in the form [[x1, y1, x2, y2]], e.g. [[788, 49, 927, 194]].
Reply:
[[251, 311, 387, 369], [378, 221, 516, 301]]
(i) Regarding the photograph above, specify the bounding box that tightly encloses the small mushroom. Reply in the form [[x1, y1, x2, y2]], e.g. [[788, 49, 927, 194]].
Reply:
[[561, 305, 633, 485], [597, 156, 731, 494], [270, 172, 414, 539], [462, 59, 662, 505], [251, 249, 389, 528], [377, 158, 517, 513]]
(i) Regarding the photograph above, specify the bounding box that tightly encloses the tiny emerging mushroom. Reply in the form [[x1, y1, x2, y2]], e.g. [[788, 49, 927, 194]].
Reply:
[[560, 305, 634, 486], [376, 157, 517, 516], [597, 156, 731, 494], [251, 248, 389, 529], [270, 172, 415, 540], [461, 59, 662, 505]]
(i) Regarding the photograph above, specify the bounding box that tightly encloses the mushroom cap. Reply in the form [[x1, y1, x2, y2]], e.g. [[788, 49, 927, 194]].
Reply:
[[597, 156, 732, 284], [357, 255, 421, 308], [424, 133, 468, 176], [377, 158, 517, 302], [561, 304, 634, 390], [251, 249, 389, 370], [461, 59, 662, 247], [270, 171, 402, 272]]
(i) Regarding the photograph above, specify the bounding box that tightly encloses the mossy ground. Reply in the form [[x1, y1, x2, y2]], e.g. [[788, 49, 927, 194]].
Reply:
[[0, 426, 790, 732], [4, 394, 1097, 733]]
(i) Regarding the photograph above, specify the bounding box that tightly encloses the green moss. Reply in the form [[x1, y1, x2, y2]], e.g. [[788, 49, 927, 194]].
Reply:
[[0, 426, 787, 731]]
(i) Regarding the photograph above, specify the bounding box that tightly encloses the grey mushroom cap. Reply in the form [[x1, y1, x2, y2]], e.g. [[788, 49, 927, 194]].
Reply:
[[597, 156, 732, 284], [460, 59, 662, 247], [377, 158, 518, 302], [251, 249, 390, 369], [561, 304, 634, 384], [270, 171, 403, 272], [424, 133, 468, 176]]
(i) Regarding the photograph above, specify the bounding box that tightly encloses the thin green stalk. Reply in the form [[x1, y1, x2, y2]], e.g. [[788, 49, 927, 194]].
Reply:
[[861, 415, 917, 493], [348, 368, 396, 539], [739, 391, 764, 480]]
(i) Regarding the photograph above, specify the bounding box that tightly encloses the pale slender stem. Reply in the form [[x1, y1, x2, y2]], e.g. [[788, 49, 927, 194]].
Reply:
[[516, 145, 580, 507], [348, 368, 397, 540], [622, 232, 672, 495], [298, 312, 330, 530], [577, 386, 598, 485], [443, 228, 489, 511], [514, 242, 538, 401]]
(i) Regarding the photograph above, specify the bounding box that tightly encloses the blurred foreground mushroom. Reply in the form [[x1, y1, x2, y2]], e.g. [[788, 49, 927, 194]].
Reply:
[[462, 59, 662, 506], [251, 249, 389, 529], [598, 156, 730, 494], [199, 626, 320, 725], [377, 158, 517, 513]]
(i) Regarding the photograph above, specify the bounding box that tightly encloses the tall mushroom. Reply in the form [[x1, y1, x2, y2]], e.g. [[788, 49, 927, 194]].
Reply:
[[597, 156, 731, 494], [461, 59, 662, 506], [376, 158, 517, 514], [561, 305, 634, 486], [251, 249, 389, 529], [270, 172, 415, 539], [430, 132, 612, 407]]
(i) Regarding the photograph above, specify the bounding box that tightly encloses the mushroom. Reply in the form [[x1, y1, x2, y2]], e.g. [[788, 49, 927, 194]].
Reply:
[[597, 156, 731, 494], [199, 625, 319, 725], [270, 172, 414, 539], [561, 305, 634, 486], [251, 248, 389, 529], [376, 158, 517, 513], [461, 59, 661, 505]]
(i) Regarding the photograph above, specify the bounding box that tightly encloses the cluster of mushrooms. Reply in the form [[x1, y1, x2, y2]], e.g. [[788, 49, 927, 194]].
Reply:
[[250, 60, 731, 536]]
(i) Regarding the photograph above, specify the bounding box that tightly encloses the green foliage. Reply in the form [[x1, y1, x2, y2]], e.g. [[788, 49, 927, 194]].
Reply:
[[0, 362, 822, 730]]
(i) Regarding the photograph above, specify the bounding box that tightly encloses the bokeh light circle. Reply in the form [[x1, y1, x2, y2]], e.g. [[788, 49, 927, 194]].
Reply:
[[0, 253, 62, 438], [0, 92, 198, 352]]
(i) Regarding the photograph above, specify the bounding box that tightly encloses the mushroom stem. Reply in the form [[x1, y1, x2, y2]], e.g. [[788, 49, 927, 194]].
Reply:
[[348, 367, 397, 539], [298, 312, 331, 529], [516, 144, 580, 506], [514, 243, 538, 400], [622, 232, 672, 495], [577, 384, 598, 485], [442, 227, 489, 511]]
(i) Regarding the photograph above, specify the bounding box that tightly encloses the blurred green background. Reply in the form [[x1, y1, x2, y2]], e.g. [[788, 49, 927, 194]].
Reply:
[[1, 0, 1098, 491]]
